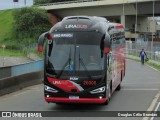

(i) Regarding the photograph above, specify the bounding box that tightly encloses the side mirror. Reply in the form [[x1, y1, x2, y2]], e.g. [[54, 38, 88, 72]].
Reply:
[[38, 46, 43, 52], [104, 48, 110, 54]]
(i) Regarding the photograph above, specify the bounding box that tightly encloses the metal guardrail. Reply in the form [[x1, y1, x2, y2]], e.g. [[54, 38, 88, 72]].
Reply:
[[0, 60, 44, 79]]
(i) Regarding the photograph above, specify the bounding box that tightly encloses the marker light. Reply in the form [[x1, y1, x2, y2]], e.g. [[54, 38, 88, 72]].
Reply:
[[47, 95, 49, 98], [45, 85, 58, 93], [47, 34, 53, 44], [99, 96, 103, 99], [47, 34, 53, 41], [90, 86, 105, 94]]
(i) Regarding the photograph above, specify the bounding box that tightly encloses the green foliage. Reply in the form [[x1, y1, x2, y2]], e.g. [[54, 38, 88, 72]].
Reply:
[[0, 10, 14, 44], [34, 0, 54, 4], [0, 8, 50, 57], [0, 48, 25, 57], [12, 7, 51, 43]]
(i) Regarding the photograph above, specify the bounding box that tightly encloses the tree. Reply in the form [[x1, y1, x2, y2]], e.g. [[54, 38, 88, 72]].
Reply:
[[13, 7, 51, 43]]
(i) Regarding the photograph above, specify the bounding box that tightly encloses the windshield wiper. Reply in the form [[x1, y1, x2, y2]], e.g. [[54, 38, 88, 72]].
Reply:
[[56, 47, 72, 78], [56, 58, 71, 78], [78, 48, 93, 80]]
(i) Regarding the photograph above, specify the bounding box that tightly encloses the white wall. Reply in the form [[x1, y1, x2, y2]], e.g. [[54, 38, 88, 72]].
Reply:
[[138, 16, 148, 32], [125, 16, 148, 32]]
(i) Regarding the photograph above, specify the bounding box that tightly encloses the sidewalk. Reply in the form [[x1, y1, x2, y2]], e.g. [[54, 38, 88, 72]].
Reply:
[[127, 54, 160, 118], [0, 53, 42, 67], [27, 53, 42, 61], [0, 56, 31, 67]]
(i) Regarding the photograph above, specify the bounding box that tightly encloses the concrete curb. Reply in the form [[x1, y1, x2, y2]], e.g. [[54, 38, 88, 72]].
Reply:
[[0, 71, 43, 96]]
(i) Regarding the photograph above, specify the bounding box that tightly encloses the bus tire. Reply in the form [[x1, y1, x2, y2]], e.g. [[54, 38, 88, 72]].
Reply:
[[116, 71, 122, 91], [116, 83, 121, 91]]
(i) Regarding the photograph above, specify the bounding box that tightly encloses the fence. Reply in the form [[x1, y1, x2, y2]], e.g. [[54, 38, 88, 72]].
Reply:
[[126, 40, 160, 62], [127, 49, 160, 60], [0, 60, 44, 79], [126, 40, 160, 52]]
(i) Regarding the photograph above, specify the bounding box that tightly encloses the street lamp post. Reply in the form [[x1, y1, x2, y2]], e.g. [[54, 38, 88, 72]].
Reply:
[[2, 44, 6, 67], [135, 0, 138, 42], [24, 0, 26, 6]]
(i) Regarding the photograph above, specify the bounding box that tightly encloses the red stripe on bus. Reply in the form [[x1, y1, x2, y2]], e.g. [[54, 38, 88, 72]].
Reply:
[[45, 97, 107, 103], [47, 77, 80, 92]]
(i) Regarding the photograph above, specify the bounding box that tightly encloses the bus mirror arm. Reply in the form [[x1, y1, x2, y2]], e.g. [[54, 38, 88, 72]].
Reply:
[[38, 32, 49, 52], [100, 34, 106, 57], [104, 41, 111, 54], [102, 33, 111, 54]]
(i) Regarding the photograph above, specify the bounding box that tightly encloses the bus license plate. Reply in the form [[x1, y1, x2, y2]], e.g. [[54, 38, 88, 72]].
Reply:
[[69, 96, 79, 99]]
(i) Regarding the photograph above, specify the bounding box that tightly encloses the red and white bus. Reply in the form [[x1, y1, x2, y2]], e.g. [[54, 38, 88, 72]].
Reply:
[[38, 16, 126, 105]]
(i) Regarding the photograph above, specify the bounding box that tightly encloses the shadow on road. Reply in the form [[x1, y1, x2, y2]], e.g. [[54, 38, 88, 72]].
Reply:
[[49, 103, 106, 111]]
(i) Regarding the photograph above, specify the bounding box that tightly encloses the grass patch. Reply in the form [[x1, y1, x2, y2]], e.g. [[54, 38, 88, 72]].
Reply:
[[0, 9, 14, 44], [31, 49, 44, 58], [0, 9, 38, 57], [146, 62, 160, 71], [0, 48, 25, 57]]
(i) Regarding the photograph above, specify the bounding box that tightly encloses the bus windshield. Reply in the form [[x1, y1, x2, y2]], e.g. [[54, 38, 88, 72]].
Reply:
[[46, 32, 104, 77]]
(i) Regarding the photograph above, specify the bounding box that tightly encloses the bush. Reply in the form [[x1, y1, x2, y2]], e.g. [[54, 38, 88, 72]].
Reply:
[[12, 7, 51, 43], [34, 0, 54, 4]]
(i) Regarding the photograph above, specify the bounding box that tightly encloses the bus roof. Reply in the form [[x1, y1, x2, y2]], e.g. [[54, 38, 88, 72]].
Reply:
[[50, 16, 110, 33]]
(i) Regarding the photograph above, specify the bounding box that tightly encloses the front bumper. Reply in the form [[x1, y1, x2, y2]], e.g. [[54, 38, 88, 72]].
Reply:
[[45, 97, 107, 104]]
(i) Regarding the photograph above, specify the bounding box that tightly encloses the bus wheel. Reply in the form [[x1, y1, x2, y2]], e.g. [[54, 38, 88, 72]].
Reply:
[[116, 72, 122, 91], [116, 83, 121, 91]]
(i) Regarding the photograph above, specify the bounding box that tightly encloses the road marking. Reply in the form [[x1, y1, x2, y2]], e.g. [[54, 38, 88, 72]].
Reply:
[[123, 82, 160, 85], [142, 91, 160, 120], [122, 89, 159, 91], [150, 102, 160, 120]]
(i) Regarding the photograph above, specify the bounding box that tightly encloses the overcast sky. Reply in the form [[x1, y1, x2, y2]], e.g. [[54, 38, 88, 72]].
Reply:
[[0, 0, 33, 10]]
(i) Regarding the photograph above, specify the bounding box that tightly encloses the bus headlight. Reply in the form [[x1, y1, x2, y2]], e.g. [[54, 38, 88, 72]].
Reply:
[[90, 86, 105, 94], [45, 85, 58, 93]]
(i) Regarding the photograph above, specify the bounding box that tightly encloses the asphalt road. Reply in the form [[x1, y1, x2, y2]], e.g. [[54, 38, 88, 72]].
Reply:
[[0, 59, 160, 120]]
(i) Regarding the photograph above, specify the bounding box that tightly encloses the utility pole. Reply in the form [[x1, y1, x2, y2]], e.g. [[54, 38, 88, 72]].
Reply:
[[151, 0, 155, 52], [123, 0, 125, 24], [135, 0, 138, 42], [13, 0, 18, 8], [24, 0, 26, 6], [2, 45, 6, 67], [151, 0, 155, 60]]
